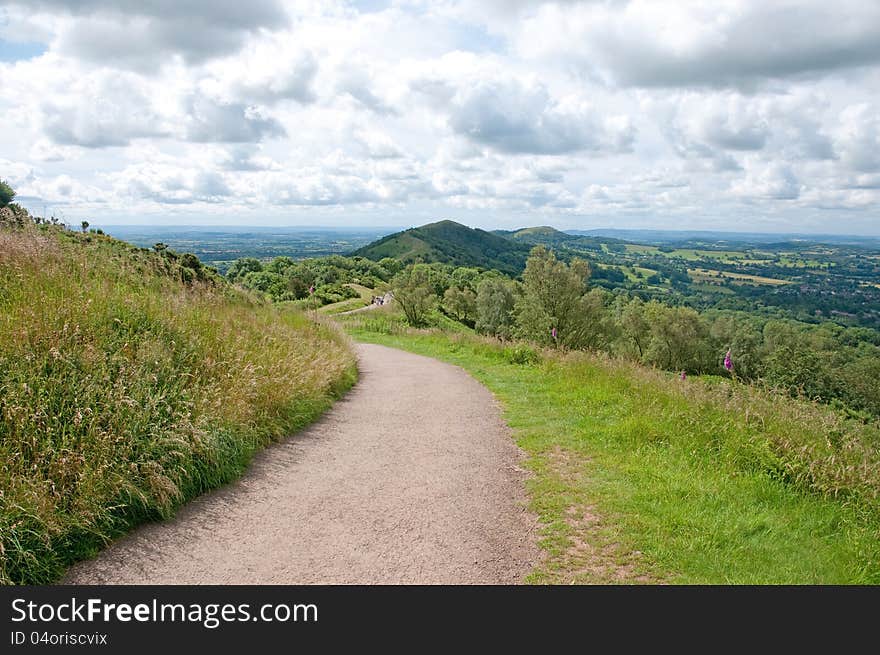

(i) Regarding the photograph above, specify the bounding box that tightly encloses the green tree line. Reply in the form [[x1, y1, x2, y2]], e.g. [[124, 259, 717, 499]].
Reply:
[[385, 246, 880, 419]]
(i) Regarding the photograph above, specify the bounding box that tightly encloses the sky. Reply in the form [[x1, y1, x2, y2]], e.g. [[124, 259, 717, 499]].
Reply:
[[1, 0, 879, 234]]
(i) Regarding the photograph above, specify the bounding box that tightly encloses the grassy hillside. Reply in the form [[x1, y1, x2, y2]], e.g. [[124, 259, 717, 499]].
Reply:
[[353, 220, 531, 275], [0, 224, 356, 584], [496, 226, 580, 246], [342, 311, 880, 583]]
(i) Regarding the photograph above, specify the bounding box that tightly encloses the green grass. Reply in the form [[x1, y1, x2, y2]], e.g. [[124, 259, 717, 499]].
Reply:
[[0, 225, 357, 584], [667, 249, 747, 261], [623, 266, 658, 282], [341, 314, 880, 584], [319, 297, 367, 314], [689, 268, 790, 286], [318, 284, 377, 314], [623, 244, 659, 254]]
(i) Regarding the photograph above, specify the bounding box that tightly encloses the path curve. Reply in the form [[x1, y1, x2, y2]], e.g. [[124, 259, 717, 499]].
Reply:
[[63, 343, 539, 584]]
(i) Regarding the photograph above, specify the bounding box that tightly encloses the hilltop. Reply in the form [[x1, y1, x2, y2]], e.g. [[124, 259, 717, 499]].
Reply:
[[352, 221, 626, 274], [352, 220, 532, 275], [494, 225, 581, 246]]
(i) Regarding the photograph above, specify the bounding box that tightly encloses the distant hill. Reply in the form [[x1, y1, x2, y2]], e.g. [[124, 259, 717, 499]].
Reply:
[[497, 226, 625, 254], [353, 220, 532, 275], [494, 226, 581, 247], [568, 228, 880, 247]]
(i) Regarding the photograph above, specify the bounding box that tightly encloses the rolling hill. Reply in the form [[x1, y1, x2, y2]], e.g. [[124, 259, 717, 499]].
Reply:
[[494, 225, 581, 246], [352, 220, 532, 275]]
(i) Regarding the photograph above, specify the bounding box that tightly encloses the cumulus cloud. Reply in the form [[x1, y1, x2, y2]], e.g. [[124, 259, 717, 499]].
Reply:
[[835, 104, 880, 172], [0, 0, 878, 232], [335, 68, 399, 115], [448, 78, 634, 155], [39, 73, 169, 148], [183, 95, 286, 143], [353, 130, 405, 159], [514, 0, 880, 88], [112, 163, 233, 204], [730, 163, 801, 200], [19, 173, 106, 206], [207, 41, 320, 105], [9, 0, 289, 69], [656, 90, 840, 175], [217, 145, 281, 171]]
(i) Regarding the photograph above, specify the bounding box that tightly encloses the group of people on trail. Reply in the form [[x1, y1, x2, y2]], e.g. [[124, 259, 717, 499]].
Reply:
[[371, 295, 386, 306]]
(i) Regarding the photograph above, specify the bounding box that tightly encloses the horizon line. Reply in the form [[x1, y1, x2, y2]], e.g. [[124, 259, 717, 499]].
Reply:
[[92, 222, 880, 240]]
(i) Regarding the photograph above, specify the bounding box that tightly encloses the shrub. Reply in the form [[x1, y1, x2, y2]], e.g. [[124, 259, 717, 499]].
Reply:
[[0, 179, 15, 207]]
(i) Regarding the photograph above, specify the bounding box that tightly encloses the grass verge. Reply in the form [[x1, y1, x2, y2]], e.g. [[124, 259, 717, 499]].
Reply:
[[342, 311, 880, 584], [0, 226, 356, 584]]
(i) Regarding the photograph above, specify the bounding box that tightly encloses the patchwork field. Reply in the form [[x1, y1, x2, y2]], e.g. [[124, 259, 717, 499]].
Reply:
[[688, 268, 791, 286]]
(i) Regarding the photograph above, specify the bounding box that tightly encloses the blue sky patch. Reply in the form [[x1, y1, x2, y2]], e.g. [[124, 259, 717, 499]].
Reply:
[[0, 39, 47, 62]]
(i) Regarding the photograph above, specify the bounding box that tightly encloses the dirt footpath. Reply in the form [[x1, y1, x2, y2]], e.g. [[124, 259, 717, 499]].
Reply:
[[63, 343, 539, 584]]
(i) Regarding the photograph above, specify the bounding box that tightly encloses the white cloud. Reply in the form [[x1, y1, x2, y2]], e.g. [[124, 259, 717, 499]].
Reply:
[[183, 94, 286, 143], [0, 0, 877, 233], [511, 1, 880, 88], [447, 77, 634, 155], [111, 163, 233, 205], [39, 72, 169, 148], [7, 0, 290, 70], [730, 162, 801, 200], [835, 104, 880, 173]]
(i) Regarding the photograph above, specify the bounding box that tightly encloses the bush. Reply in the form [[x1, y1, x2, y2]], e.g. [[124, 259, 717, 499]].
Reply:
[[0, 179, 15, 207], [502, 344, 542, 365]]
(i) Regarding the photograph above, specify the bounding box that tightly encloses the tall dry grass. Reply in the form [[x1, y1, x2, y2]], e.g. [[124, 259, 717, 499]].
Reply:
[[0, 225, 356, 584]]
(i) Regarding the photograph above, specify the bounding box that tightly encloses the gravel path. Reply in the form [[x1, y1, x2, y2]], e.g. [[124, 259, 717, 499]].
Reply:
[[63, 343, 539, 584]]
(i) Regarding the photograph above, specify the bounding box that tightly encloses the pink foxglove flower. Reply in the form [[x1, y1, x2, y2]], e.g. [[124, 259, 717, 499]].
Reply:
[[724, 349, 733, 371], [551, 327, 558, 340], [680, 370, 686, 381]]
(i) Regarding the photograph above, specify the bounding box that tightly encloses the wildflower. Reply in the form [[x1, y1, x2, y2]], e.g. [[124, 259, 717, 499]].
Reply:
[[308, 285, 315, 295], [551, 327, 558, 340], [680, 370, 686, 381], [724, 349, 733, 372]]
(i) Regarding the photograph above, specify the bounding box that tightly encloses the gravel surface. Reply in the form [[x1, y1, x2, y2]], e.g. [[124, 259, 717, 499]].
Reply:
[[63, 343, 540, 584]]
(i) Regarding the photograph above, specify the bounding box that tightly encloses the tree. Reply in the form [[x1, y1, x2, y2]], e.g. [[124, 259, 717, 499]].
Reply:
[[0, 179, 15, 207], [760, 320, 836, 401], [267, 256, 295, 274], [378, 257, 402, 276], [443, 286, 477, 324], [226, 257, 263, 282], [242, 270, 288, 299], [475, 278, 519, 340], [618, 297, 650, 359], [81, 220, 90, 233], [516, 246, 599, 349], [179, 252, 202, 270], [392, 265, 437, 327], [286, 275, 311, 300], [643, 303, 714, 373], [450, 266, 481, 291], [709, 313, 764, 380]]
